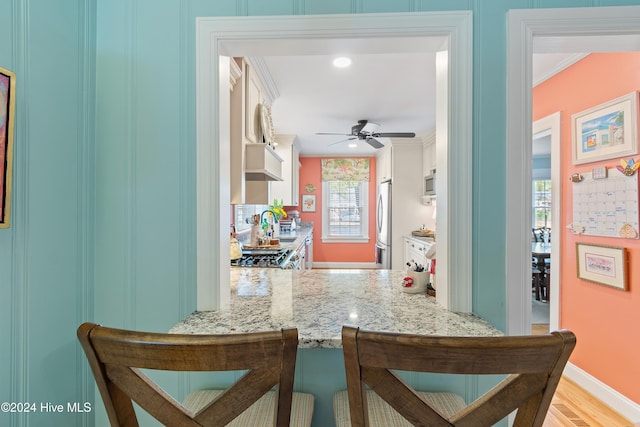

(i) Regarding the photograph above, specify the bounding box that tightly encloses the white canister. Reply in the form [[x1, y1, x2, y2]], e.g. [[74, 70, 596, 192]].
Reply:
[[250, 224, 261, 246], [402, 270, 429, 294]]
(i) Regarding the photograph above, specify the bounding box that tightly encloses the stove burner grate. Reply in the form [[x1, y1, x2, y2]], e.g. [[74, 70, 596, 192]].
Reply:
[[231, 248, 293, 268]]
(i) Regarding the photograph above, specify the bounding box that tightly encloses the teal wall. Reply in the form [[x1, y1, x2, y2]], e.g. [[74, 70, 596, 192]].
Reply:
[[2, 0, 640, 426], [0, 1, 96, 426]]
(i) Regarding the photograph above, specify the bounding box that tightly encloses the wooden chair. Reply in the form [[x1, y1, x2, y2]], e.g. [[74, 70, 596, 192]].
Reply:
[[77, 322, 314, 426], [334, 325, 575, 427]]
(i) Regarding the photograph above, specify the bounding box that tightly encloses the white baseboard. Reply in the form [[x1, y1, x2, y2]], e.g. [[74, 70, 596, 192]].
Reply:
[[311, 262, 379, 269], [564, 362, 640, 423]]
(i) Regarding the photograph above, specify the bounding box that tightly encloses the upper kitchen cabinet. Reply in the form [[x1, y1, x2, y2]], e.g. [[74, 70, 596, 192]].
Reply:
[[376, 145, 393, 183], [422, 131, 436, 206], [423, 132, 436, 178], [230, 58, 282, 204], [244, 61, 262, 143], [270, 135, 301, 206]]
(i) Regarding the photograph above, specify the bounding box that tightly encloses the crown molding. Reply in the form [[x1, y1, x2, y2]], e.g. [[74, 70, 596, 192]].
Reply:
[[245, 56, 279, 104], [533, 53, 588, 87]]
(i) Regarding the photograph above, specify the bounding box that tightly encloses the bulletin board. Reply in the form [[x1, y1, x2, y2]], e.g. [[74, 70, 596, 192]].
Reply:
[[571, 171, 640, 239]]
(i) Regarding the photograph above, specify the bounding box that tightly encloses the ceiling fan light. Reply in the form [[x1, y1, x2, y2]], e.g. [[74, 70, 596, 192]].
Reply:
[[332, 57, 352, 68]]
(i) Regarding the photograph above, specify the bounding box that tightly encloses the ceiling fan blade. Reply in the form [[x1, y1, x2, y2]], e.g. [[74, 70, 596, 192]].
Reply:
[[316, 132, 352, 136], [352, 120, 368, 135], [328, 137, 357, 146], [365, 137, 384, 149], [373, 132, 416, 138]]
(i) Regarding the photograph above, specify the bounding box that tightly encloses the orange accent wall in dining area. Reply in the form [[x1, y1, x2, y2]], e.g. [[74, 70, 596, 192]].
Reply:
[[296, 157, 377, 264], [533, 52, 640, 404]]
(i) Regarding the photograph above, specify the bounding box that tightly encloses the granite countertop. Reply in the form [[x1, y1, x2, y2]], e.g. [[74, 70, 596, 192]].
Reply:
[[405, 234, 436, 244], [170, 269, 502, 348], [276, 224, 313, 251]]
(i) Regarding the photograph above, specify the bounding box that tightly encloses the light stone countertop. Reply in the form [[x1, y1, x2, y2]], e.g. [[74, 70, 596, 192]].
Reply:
[[170, 269, 502, 348]]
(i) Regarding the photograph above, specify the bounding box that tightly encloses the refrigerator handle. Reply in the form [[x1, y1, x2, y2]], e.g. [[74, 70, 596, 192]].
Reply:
[[377, 193, 383, 233]]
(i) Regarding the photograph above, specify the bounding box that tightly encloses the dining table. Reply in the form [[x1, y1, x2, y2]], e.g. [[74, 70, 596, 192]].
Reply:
[[532, 242, 551, 301], [532, 242, 551, 271]]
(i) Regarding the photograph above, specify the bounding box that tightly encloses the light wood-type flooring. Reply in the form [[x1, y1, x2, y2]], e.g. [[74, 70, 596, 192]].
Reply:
[[533, 323, 634, 427]]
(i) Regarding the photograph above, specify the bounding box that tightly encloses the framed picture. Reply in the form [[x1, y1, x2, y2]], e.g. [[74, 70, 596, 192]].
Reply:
[[1, 66, 16, 229], [572, 91, 638, 165], [302, 194, 316, 212], [576, 243, 628, 290]]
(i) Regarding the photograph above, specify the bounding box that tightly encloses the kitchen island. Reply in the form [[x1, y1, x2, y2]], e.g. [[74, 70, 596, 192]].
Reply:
[[170, 269, 502, 426]]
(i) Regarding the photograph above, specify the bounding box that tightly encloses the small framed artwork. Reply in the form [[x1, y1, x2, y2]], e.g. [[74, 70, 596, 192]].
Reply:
[[301, 194, 316, 212], [1, 66, 16, 228], [572, 91, 638, 165], [576, 243, 628, 290]]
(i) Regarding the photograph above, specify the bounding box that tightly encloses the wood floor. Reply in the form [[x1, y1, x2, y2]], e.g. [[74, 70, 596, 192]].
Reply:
[[532, 323, 634, 427]]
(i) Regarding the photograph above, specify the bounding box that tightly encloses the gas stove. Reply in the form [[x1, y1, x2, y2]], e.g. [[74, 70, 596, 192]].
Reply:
[[231, 248, 298, 269]]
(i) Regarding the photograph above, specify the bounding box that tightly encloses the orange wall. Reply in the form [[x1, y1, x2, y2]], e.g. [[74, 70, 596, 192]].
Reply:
[[533, 53, 640, 404], [294, 157, 377, 263]]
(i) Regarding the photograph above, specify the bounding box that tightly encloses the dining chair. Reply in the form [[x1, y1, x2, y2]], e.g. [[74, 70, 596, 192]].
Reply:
[[77, 322, 314, 427], [334, 325, 575, 427]]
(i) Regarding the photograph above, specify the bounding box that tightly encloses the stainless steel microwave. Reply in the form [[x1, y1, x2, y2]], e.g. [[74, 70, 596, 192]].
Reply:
[[424, 173, 436, 196]]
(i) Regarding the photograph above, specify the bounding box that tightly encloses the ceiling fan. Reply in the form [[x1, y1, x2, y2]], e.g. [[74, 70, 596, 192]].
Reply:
[[317, 119, 416, 149]]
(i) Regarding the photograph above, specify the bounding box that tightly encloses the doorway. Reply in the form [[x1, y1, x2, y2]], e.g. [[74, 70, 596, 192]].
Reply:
[[506, 5, 640, 420], [531, 112, 561, 332], [195, 12, 473, 312]]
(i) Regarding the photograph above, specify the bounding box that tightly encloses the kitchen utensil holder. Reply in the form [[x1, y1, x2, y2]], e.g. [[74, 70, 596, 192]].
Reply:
[[402, 269, 429, 294]]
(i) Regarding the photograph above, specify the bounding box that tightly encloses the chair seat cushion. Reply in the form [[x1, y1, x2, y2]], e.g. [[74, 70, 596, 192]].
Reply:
[[333, 389, 466, 427], [184, 389, 314, 427]]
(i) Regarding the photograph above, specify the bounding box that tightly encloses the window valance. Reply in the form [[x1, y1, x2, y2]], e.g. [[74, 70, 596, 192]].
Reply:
[[321, 158, 370, 181]]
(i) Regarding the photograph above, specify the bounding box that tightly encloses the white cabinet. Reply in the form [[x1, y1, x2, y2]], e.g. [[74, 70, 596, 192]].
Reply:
[[230, 58, 281, 204], [376, 145, 393, 183], [244, 62, 262, 143], [403, 236, 433, 270], [423, 138, 436, 178], [270, 134, 300, 206]]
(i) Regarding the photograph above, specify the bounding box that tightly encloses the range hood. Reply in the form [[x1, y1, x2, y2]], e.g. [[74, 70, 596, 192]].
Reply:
[[245, 143, 283, 181]]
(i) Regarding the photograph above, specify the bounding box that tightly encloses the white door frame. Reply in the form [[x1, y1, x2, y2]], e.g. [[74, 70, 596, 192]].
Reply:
[[532, 112, 561, 331], [506, 6, 640, 422], [195, 12, 473, 311], [506, 4, 640, 336]]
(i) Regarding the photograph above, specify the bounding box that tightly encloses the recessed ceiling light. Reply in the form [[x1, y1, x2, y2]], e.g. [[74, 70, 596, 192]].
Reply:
[[348, 143, 357, 148], [333, 57, 352, 68]]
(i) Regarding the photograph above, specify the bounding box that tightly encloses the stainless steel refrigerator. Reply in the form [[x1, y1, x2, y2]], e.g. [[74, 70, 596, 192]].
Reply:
[[375, 180, 392, 269]]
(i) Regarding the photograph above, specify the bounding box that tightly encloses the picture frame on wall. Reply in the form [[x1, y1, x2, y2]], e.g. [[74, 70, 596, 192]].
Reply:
[[302, 194, 316, 212], [0, 66, 16, 229], [576, 243, 628, 291], [572, 91, 638, 165]]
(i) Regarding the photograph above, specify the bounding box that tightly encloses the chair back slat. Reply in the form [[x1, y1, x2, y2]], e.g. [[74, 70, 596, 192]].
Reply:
[[342, 326, 576, 427], [78, 322, 299, 427], [357, 333, 566, 374]]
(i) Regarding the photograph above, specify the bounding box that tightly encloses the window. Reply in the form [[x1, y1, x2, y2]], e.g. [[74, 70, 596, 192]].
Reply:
[[322, 180, 369, 242], [532, 180, 551, 228]]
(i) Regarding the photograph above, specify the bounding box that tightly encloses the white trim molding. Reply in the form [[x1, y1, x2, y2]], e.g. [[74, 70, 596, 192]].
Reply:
[[506, 5, 640, 418], [533, 112, 561, 332], [196, 11, 473, 312], [564, 363, 640, 424], [506, 5, 640, 335]]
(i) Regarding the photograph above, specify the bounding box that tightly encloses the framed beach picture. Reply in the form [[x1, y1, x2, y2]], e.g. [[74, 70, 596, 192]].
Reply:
[[1, 66, 16, 228], [576, 243, 628, 290], [572, 91, 638, 165], [302, 194, 316, 212]]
